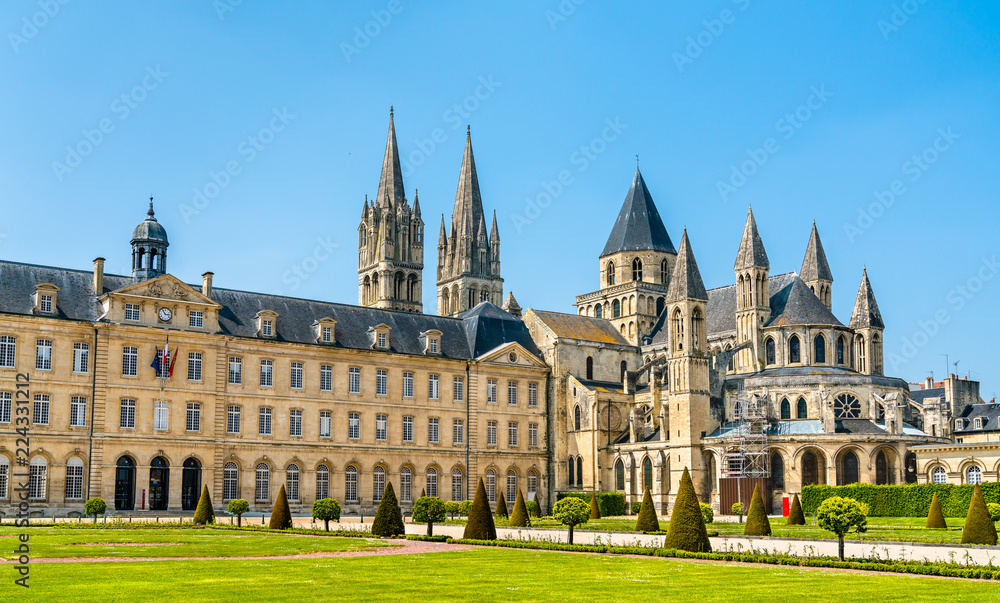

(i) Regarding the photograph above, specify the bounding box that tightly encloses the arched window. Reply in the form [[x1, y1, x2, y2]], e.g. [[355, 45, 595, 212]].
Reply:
[[642, 457, 653, 492], [65, 457, 84, 500], [486, 469, 496, 502], [932, 466, 947, 484], [872, 333, 882, 374], [224, 462, 239, 501], [316, 464, 330, 500], [615, 459, 625, 491], [576, 457, 583, 487], [765, 338, 775, 365], [255, 462, 270, 503], [507, 470, 517, 503], [632, 258, 642, 281], [527, 470, 538, 497], [400, 467, 412, 502], [660, 259, 669, 283], [452, 468, 464, 501], [841, 451, 860, 485], [801, 450, 819, 486], [797, 397, 807, 419], [967, 465, 982, 485], [855, 335, 866, 372], [606, 261, 616, 286], [780, 398, 791, 420], [373, 466, 386, 502], [656, 297, 665, 316], [286, 464, 300, 502], [586, 356, 593, 380], [567, 457, 575, 488], [612, 299, 621, 318], [771, 453, 785, 490], [345, 465, 358, 503], [726, 344, 734, 372], [426, 467, 438, 498], [789, 335, 801, 363], [837, 335, 845, 365], [620, 361, 627, 384], [875, 451, 889, 485], [595, 304, 603, 318], [574, 405, 582, 431], [814, 334, 826, 364], [691, 307, 703, 348], [672, 309, 684, 351]]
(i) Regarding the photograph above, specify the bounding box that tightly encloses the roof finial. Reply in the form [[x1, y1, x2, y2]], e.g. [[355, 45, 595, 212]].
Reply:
[[389, 105, 393, 117], [148, 196, 155, 217], [466, 124, 471, 136], [636, 154, 639, 169]]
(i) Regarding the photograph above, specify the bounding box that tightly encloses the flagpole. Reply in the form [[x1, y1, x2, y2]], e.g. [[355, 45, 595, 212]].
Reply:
[[159, 327, 170, 390]]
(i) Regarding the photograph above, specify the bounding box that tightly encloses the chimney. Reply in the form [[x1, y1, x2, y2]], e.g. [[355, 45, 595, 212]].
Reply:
[[925, 377, 934, 390], [93, 258, 105, 295], [202, 272, 214, 298]]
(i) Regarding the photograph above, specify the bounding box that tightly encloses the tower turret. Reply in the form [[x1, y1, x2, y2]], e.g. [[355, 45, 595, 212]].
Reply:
[[849, 268, 885, 375], [131, 197, 169, 281], [800, 221, 833, 310], [733, 207, 770, 373]]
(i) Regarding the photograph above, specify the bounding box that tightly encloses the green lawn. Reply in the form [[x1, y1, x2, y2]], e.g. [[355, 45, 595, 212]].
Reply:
[[0, 527, 388, 559], [11, 548, 997, 602]]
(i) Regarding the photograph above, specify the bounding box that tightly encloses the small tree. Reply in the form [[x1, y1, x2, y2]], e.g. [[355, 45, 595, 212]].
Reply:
[[816, 496, 868, 560], [553, 497, 590, 544], [227, 499, 250, 528], [699, 503, 714, 525], [525, 500, 540, 518], [84, 497, 106, 523], [786, 493, 805, 526], [664, 467, 711, 553], [589, 493, 602, 520], [731, 502, 744, 523], [444, 500, 462, 520], [412, 496, 446, 536], [460, 500, 473, 516], [961, 484, 998, 545], [743, 484, 771, 536], [193, 485, 215, 525], [463, 478, 497, 541], [312, 498, 341, 532], [269, 485, 293, 530], [371, 482, 405, 538], [925, 492, 947, 529], [635, 487, 659, 533], [495, 490, 509, 519], [509, 488, 530, 527], [988, 503, 1000, 523]]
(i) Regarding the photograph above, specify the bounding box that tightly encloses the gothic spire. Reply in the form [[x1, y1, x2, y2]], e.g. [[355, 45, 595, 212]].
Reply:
[[376, 106, 405, 208], [438, 215, 447, 246], [800, 221, 833, 282], [666, 229, 708, 302], [849, 268, 884, 329], [451, 125, 485, 251], [601, 168, 675, 257], [490, 210, 499, 243], [734, 206, 769, 270]]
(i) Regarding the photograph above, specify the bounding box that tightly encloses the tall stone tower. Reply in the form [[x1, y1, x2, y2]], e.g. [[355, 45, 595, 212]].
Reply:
[[574, 169, 677, 345], [849, 268, 885, 376], [733, 207, 770, 374], [131, 198, 169, 281], [800, 221, 833, 310], [358, 108, 425, 313], [436, 127, 502, 316]]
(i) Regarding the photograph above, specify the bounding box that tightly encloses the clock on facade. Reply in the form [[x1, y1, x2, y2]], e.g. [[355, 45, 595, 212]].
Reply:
[[158, 307, 172, 322]]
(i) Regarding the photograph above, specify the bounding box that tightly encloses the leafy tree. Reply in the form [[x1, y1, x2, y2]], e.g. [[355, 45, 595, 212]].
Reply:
[[926, 492, 947, 529], [635, 487, 659, 533], [509, 488, 530, 528], [312, 498, 341, 532], [84, 497, 106, 523], [553, 497, 590, 544], [961, 484, 998, 545], [816, 496, 868, 560], [269, 484, 293, 530], [444, 500, 462, 520], [371, 482, 405, 537], [699, 502, 714, 525], [664, 467, 711, 553], [743, 484, 771, 536], [227, 498, 250, 528], [525, 500, 540, 518], [786, 493, 805, 526], [463, 478, 497, 540], [193, 485, 215, 525], [495, 490, 509, 519], [987, 502, 1000, 523], [412, 496, 446, 536], [589, 493, 602, 520], [460, 500, 473, 516], [731, 501, 744, 523]]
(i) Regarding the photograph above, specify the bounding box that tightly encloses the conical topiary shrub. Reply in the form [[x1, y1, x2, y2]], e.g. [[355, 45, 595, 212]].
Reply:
[[495, 490, 509, 519], [463, 477, 497, 540], [664, 467, 711, 552], [590, 493, 601, 520], [926, 492, 947, 529], [744, 484, 771, 536], [961, 484, 998, 545], [372, 482, 405, 537], [786, 493, 805, 526], [509, 488, 530, 527], [268, 484, 292, 529], [635, 487, 660, 532], [193, 485, 215, 525]]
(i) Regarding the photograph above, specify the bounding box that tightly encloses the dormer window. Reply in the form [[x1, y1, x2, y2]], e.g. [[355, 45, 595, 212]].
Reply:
[[420, 329, 442, 355], [322, 327, 332, 342], [255, 310, 278, 339], [369, 324, 391, 350], [956, 418, 964, 430], [378, 333, 386, 348], [40, 295, 52, 313], [974, 417, 983, 429], [33, 283, 59, 315], [313, 318, 337, 344], [430, 338, 438, 353], [262, 320, 273, 336]]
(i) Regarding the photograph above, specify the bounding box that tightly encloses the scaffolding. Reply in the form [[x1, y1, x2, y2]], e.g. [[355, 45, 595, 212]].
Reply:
[[721, 385, 771, 479]]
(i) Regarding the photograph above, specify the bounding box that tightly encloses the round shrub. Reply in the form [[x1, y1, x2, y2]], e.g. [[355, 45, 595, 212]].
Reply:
[[412, 496, 446, 536], [460, 500, 473, 516], [987, 502, 1000, 523], [444, 500, 462, 519], [631, 501, 642, 515], [525, 500, 540, 518], [699, 502, 714, 525], [553, 497, 590, 544], [228, 498, 250, 527], [817, 496, 868, 560], [84, 497, 106, 523], [312, 498, 341, 531], [731, 502, 744, 517]]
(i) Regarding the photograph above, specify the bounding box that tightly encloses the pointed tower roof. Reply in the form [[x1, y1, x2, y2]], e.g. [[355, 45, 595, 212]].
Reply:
[[800, 221, 833, 282], [490, 210, 499, 242], [734, 207, 769, 270], [375, 106, 405, 207], [412, 189, 421, 217], [849, 268, 884, 329], [438, 215, 447, 246], [666, 229, 708, 302], [451, 126, 486, 246], [601, 169, 675, 257], [501, 291, 521, 318], [477, 212, 489, 243]]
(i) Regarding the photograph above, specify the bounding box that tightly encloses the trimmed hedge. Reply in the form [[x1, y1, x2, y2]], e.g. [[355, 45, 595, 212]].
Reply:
[[495, 490, 509, 519], [962, 485, 998, 545], [664, 467, 710, 552], [463, 477, 497, 541], [926, 493, 946, 529], [268, 485, 292, 530], [744, 484, 771, 536], [509, 489, 530, 528], [787, 493, 805, 526], [802, 483, 1000, 517], [372, 482, 405, 537], [193, 485, 215, 525], [590, 493, 601, 520], [635, 488, 660, 533], [557, 491, 626, 517]]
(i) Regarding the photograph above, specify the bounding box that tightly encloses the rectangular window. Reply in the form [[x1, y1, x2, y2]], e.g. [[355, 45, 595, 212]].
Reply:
[[188, 352, 202, 381], [349, 367, 361, 393], [39, 294, 52, 313], [528, 383, 538, 407], [289, 409, 302, 437], [319, 411, 331, 437], [376, 369, 388, 396], [452, 471, 463, 502], [70, 396, 87, 427], [228, 357, 242, 385], [402, 416, 413, 442], [348, 412, 360, 440], [28, 464, 45, 500], [120, 399, 135, 429], [428, 374, 439, 400], [376, 414, 387, 441], [322, 326, 332, 342], [487, 379, 497, 404], [65, 464, 83, 499], [153, 401, 168, 430], [428, 417, 439, 443], [453, 419, 464, 445], [125, 303, 140, 321], [320, 365, 332, 391], [454, 376, 464, 402], [487, 420, 497, 446], [186, 403, 201, 432], [508, 422, 518, 447], [35, 340, 52, 370], [227, 405, 241, 433], [0, 392, 12, 423], [73, 342, 89, 373], [429, 338, 438, 353], [122, 346, 138, 376], [290, 362, 303, 389], [377, 332, 386, 348], [258, 407, 272, 435], [403, 372, 414, 398], [529, 423, 538, 448], [0, 336, 16, 368], [32, 394, 49, 425], [260, 359, 273, 387], [189, 311, 204, 328], [508, 381, 518, 405], [262, 319, 273, 336]]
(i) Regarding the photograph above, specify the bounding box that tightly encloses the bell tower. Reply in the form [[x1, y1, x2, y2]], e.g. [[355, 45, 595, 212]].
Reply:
[[733, 207, 770, 374], [131, 197, 169, 281]]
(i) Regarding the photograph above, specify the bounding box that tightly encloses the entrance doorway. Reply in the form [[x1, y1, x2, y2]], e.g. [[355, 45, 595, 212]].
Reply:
[[182, 458, 201, 511], [115, 456, 136, 510], [149, 457, 169, 510]]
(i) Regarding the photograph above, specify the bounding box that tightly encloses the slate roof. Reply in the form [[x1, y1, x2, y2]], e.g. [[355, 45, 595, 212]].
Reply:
[[375, 107, 406, 207], [849, 268, 884, 330], [800, 222, 832, 282], [601, 169, 675, 256], [529, 309, 631, 345], [909, 387, 945, 406], [734, 207, 769, 270], [665, 229, 707, 302], [765, 276, 843, 327], [131, 201, 168, 243], [956, 403, 1000, 433]]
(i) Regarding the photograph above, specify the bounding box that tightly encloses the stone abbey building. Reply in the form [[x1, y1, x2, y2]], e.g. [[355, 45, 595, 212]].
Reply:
[[0, 110, 976, 518]]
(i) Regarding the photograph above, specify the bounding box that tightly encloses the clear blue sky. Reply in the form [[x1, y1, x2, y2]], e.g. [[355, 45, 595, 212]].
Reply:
[[1, 1, 997, 398]]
